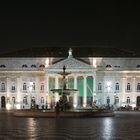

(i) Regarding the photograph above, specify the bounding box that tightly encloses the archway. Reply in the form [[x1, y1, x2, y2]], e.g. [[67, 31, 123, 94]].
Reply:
[[1, 96, 6, 108], [137, 96, 140, 106]]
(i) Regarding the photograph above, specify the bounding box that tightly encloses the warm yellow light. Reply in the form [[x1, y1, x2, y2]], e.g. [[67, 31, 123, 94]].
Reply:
[[73, 104, 77, 108], [6, 103, 11, 110], [16, 104, 21, 109]]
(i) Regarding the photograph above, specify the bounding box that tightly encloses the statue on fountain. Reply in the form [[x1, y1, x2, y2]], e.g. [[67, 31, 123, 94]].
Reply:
[[51, 65, 77, 111]]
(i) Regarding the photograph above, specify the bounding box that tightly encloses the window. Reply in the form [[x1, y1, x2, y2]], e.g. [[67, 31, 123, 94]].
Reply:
[[12, 97, 15, 104], [31, 65, 36, 68], [41, 97, 44, 104], [0, 65, 6, 68], [1, 83, 5, 91], [137, 83, 140, 91], [23, 96, 27, 104], [32, 83, 35, 90], [115, 83, 119, 91], [23, 83, 27, 91], [98, 83, 102, 91], [22, 64, 28, 68], [114, 65, 120, 68], [39, 64, 45, 68], [40, 83, 44, 91], [127, 83, 131, 91], [106, 65, 112, 68], [11, 83, 16, 91], [127, 97, 130, 104], [115, 97, 119, 104], [107, 97, 110, 104]]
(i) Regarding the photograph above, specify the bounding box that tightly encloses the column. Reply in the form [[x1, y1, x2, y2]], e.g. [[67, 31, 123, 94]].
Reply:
[[6, 77, 10, 97], [55, 76, 59, 103], [73, 75, 77, 108], [121, 77, 126, 105], [83, 75, 87, 107], [93, 74, 96, 103], [6, 77, 11, 109], [17, 77, 21, 109], [132, 77, 136, 106], [35, 77, 39, 105], [45, 75, 49, 107]]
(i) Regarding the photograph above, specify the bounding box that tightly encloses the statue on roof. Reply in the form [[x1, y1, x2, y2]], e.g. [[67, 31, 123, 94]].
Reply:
[[68, 48, 73, 58]]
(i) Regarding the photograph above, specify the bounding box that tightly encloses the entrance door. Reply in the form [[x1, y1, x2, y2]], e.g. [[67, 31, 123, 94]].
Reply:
[[137, 96, 140, 106], [1, 96, 6, 108]]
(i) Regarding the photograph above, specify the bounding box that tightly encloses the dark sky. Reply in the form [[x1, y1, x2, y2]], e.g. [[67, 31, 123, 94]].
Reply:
[[0, 2, 140, 54]]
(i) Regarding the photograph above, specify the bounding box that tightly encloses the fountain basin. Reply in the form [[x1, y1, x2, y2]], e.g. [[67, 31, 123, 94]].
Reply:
[[13, 110, 115, 118]]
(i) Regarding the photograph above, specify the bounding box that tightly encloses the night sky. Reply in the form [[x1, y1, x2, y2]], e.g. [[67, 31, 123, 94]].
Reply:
[[0, 2, 140, 54]]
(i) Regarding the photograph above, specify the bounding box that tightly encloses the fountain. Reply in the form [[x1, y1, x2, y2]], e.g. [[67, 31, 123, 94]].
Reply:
[[13, 63, 115, 117], [51, 65, 77, 111]]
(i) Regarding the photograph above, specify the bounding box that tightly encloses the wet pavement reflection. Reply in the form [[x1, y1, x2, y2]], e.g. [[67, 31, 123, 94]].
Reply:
[[0, 111, 140, 139]]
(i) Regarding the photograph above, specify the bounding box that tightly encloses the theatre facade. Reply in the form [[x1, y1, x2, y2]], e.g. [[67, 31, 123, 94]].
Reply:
[[0, 48, 140, 110]]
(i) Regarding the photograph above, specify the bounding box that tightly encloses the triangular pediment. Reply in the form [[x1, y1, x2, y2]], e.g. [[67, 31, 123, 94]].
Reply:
[[46, 57, 93, 70]]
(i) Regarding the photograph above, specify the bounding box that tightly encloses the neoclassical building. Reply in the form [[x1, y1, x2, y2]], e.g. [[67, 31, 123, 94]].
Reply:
[[0, 48, 140, 110]]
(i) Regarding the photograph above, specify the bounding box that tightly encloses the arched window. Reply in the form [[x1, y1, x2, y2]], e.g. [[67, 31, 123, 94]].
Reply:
[[106, 65, 112, 68], [137, 83, 140, 91], [31, 64, 36, 68], [115, 83, 119, 91], [39, 64, 45, 68], [41, 97, 44, 104], [32, 83, 35, 90], [0, 65, 6, 68], [98, 83, 102, 91], [23, 96, 27, 104], [127, 97, 130, 104], [107, 97, 110, 105], [115, 97, 119, 104], [127, 83, 131, 91], [136, 65, 140, 68], [40, 83, 44, 91], [22, 64, 28, 68], [23, 83, 27, 91], [12, 97, 15, 104], [1, 83, 5, 91]]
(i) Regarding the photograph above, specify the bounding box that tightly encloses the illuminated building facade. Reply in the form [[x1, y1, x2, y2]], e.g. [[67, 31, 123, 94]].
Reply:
[[0, 48, 140, 110]]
